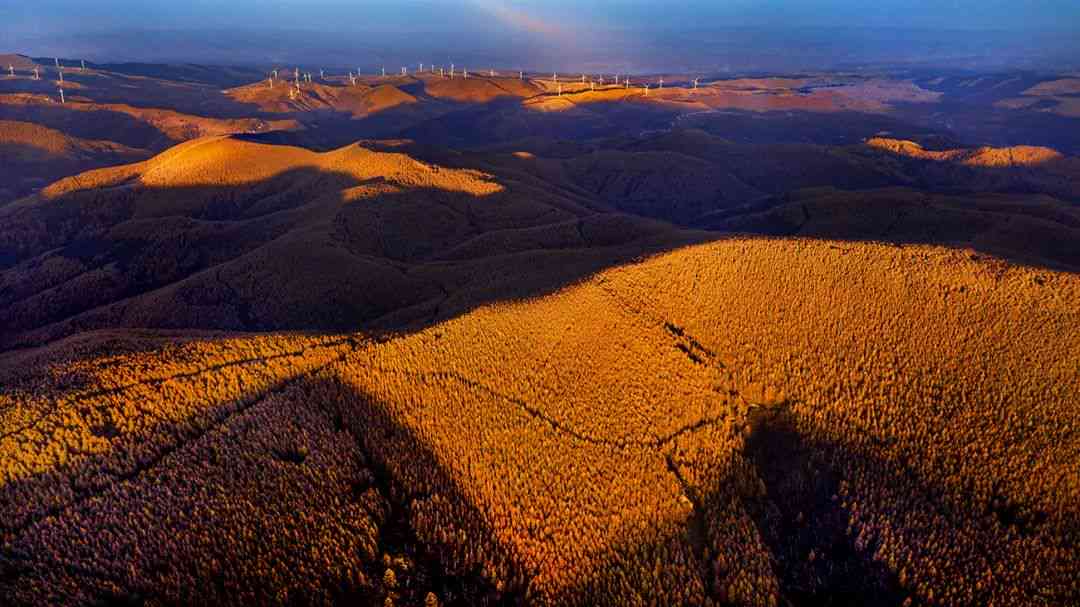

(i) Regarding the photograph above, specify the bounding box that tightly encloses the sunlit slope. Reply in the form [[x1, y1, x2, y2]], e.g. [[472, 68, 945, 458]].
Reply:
[[327, 237, 1080, 606], [0, 135, 692, 347], [3, 237, 1076, 606]]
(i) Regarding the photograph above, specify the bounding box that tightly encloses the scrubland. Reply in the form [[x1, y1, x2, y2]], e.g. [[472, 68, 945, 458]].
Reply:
[[2, 237, 1077, 606]]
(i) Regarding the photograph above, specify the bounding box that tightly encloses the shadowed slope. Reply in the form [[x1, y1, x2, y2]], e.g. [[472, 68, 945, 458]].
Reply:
[[0, 135, 703, 348], [0, 120, 149, 204]]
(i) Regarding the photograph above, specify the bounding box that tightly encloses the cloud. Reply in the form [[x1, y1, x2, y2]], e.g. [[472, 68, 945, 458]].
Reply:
[[469, 0, 566, 38]]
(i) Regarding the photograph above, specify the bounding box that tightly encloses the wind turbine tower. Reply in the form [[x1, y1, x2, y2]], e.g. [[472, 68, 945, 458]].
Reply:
[[58, 87, 64, 104]]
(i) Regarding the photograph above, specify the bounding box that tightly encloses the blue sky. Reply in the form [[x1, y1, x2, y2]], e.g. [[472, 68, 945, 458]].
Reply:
[[4, 1, 1078, 32], [2, 1, 1078, 70]]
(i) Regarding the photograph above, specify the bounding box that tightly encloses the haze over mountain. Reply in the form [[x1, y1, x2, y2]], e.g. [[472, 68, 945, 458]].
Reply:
[[4, 1, 1080, 71], [2, 3, 1079, 607]]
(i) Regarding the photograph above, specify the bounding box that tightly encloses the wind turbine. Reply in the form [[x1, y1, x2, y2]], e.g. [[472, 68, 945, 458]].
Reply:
[[54, 58, 60, 68], [33, 67, 40, 80], [451, 63, 455, 78], [659, 77, 663, 90], [58, 70, 63, 83], [558, 82, 562, 96], [382, 66, 386, 77], [319, 69, 324, 79], [7, 65, 12, 77], [463, 68, 468, 79], [519, 70, 524, 80], [693, 78, 699, 90], [489, 69, 494, 77], [581, 74, 585, 83], [80, 59, 85, 71], [58, 87, 64, 104], [268, 76, 273, 89], [419, 63, 423, 73]]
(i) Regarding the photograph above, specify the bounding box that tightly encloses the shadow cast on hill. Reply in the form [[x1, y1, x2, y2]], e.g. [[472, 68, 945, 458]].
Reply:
[[562, 402, 1079, 606]]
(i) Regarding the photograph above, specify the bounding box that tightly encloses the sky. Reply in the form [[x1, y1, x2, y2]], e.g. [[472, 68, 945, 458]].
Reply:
[[2, 1, 1079, 72]]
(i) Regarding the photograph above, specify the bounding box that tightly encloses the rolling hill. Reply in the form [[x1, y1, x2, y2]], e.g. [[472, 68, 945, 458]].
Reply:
[[2, 236, 1077, 606], [2, 55, 1080, 607], [0, 135, 700, 349], [0, 120, 149, 204]]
